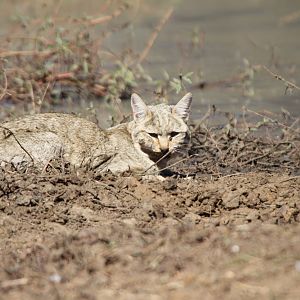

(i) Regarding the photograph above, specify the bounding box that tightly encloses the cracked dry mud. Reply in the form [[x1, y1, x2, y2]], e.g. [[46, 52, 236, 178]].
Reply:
[[0, 114, 300, 300]]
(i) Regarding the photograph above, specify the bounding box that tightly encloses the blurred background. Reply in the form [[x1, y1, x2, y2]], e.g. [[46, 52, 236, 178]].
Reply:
[[0, 0, 299, 125]]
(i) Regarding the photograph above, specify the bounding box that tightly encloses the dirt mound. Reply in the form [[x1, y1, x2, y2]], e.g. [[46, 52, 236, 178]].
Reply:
[[1, 166, 300, 299], [1, 110, 300, 299]]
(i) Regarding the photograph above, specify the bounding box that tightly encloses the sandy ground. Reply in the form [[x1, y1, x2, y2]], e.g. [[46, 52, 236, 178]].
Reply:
[[0, 109, 300, 300], [0, 159, 299, 300]]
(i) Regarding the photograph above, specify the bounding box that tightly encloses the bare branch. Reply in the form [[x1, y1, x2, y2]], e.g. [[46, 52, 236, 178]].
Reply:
[[0, 68, 8, 101], [87, 4, 128, 25], [137, 7, 174, 65], [0, 126, 34, 163], [262, 65, 300, 91]]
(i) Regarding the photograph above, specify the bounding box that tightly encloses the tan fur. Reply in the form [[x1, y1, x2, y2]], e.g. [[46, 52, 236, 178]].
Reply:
[[0, 93, 192, 174]]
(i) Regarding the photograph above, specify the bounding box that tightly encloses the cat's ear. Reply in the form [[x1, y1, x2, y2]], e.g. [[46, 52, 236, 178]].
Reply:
[[173, 92, 192, 120], [131, 93, 148, 120]]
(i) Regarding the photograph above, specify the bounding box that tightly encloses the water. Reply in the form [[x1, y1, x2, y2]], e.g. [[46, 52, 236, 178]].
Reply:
[[0, 0, 300, 122], [105, 0, 300, 116]]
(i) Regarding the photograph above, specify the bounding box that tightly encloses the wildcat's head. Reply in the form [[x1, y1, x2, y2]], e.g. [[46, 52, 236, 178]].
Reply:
[[129, 92, 192, 161]]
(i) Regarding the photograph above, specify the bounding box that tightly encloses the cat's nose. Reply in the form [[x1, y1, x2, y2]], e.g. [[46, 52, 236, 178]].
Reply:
[[158, 136, 169, 151]]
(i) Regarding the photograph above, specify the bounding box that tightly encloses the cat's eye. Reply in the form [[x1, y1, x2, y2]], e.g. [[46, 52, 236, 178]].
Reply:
[[170, 131, 180, 138], [148, 132, 159, 138]]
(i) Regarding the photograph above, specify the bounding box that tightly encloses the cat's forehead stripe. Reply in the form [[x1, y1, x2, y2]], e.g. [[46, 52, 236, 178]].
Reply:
[[150, 105, 170, 131], [146, 104, 184, 133]]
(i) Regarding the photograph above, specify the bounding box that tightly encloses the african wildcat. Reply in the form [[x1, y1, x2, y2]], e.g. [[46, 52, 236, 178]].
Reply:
[[0, 92, 192, 174]]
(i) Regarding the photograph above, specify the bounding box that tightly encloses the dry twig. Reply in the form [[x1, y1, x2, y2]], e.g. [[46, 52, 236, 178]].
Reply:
[[87, 4, 128, 25], [137, 7, 174, 64], [142, 150, 172, 174], [0, 50, 54, 58], [0, 126, 34, 163], [192, 106, 214, 133], [0, 68, 8, 101], [262, 65, 300, 92], [246, 108, 300, 134]]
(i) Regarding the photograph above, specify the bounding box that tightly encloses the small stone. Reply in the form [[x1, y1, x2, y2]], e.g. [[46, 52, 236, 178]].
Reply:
[[231, 244, 240, 253], [122, 218, 137, 226], [16, 195, 31, 206], [222, 191, 240, 209], [49, 273, 62, 283]]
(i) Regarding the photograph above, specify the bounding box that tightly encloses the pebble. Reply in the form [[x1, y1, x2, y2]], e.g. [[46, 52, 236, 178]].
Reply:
[[48, 273, 62, 283], [231, 244, 240, 253]]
